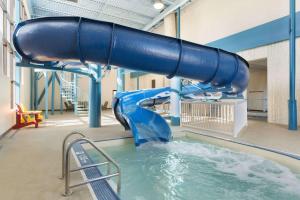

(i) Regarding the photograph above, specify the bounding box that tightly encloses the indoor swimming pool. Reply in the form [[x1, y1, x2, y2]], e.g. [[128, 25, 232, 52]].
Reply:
[[87, 137, 300, 200]]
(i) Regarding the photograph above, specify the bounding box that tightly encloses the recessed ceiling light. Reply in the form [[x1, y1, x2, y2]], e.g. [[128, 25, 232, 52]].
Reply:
[[153, 0, 165, 10]]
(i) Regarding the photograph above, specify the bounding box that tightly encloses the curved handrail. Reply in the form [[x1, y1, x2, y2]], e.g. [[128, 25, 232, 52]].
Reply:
[[64, 137, 121, 196], [61, 131, 86, 179]]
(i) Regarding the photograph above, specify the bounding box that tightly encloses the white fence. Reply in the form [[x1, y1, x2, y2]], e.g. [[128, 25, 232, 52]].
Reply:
[[154, 102, 170, 117], [181, 100, 247, 137], [247, 91, 267, 112]]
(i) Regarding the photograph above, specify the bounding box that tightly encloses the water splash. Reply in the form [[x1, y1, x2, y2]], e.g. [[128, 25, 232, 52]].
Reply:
[[149, 140, 300, 196]]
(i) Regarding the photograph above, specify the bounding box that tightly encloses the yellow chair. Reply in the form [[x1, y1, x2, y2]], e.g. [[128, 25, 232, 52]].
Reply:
[[14, 104, 43, 129]]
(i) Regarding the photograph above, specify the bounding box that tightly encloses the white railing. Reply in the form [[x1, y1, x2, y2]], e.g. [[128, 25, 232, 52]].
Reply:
[[154, 102, 170, 116], [181, 100, 247, 137], [59, 73, 89, 115], [247, 91, 267, 112]]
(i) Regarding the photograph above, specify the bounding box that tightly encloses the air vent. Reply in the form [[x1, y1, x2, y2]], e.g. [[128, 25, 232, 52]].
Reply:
[[66, 0, 78, 3]]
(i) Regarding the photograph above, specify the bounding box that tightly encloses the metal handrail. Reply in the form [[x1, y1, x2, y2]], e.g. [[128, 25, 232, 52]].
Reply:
[[63, 137, 121, 196], [61, 131, 86, 179]]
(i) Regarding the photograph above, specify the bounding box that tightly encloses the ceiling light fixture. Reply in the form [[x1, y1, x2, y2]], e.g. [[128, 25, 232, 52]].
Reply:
[[153, 0, 165, 10]]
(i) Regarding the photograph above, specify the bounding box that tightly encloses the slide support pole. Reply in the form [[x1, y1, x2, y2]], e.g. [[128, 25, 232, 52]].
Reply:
[[117, 68, 125, 92], [73, 73, 78, 115], [30, 69, 34, 109], [137, 77, 140, 90], [288, 0, 297, 130], [170, 7, 181, 126], [88, 65, 101, 127], [44, 72, 49, 119], [34, 72, 38, 109], [58, 73, 63, 114], [51, 71, 55, 115]]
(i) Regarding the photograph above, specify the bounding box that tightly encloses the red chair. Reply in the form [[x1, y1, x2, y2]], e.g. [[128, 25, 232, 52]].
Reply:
[[13, 104, 43, 129]]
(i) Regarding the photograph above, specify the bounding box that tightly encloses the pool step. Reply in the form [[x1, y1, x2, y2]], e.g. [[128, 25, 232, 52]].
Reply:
[[72, 143, 120, 200]]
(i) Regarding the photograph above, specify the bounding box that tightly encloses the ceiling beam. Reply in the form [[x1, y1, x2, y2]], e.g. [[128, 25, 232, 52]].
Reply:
[[32, 0, 149, 26], [87, 0, 155, 19], [143, 0, 190, 31], [32, 6, 143, 29]]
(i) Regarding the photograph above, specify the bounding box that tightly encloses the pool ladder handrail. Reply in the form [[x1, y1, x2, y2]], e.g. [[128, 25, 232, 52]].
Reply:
[[61, 131, 86, 179], [61, 131, 121, 196]]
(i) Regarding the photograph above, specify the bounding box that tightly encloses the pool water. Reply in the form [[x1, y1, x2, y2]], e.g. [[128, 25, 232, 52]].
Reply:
[[88, 138, 300, 200]]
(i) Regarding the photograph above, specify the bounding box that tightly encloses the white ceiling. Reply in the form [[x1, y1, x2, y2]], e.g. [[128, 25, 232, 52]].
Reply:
[[28, 0, 184, 30]]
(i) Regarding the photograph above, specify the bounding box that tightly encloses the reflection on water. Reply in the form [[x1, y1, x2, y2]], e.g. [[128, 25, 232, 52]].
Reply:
[[89, 138, 300, 200]]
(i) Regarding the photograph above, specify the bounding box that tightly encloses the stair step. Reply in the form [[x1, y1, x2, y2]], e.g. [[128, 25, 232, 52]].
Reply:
[[77, 108, 88, 111], [77, 113, 88, 116]]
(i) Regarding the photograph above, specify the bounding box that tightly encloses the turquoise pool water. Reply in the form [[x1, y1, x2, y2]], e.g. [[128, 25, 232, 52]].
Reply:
[[88, 138, 300, 200]]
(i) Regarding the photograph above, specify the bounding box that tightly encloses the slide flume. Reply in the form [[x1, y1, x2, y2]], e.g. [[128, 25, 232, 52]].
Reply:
[[13, 17, 249, 145]]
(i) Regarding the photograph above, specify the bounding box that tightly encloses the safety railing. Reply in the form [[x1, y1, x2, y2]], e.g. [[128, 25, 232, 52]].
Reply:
[[61, 131, 121, 196], [61, 131, 86, 179], [155, 102, 170, 116], [247, 91, 267, 112], [181, 100, 247, 137]]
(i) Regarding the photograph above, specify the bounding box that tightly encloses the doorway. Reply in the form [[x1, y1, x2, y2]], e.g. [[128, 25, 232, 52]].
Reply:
[[247, 58, 268, 121]]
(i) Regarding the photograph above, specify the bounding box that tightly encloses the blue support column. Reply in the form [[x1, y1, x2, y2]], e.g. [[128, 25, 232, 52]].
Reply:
[[288, 0, 297, 130], [51, 71, 55, 115], [58, 73, 63, 114], [170, 8, 181, 126], [30, 69, 34, 109], [117, 68, 125, 92], [88, 65, 101, 128], [44, 72, 49, 119], [73, 73, 78, 115], [34, 72, 38, 109]]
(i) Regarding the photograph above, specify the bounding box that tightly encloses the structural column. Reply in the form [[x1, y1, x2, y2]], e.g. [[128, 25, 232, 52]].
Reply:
[[59, 73, 63, 114], [44, 72, 49, 119], [73, 73, 78, 115], [117, 68, 125, 92], [170, 8, 181, 126], [288, 0, 297, 130], [136, 77, 140, 90], [34, 72, 38, 109], [51, 71, 55, 115], [88, 65, 102, 128]]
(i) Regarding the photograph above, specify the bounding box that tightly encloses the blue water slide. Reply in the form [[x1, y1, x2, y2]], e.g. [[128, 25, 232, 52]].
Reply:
[[113, 87, 172, 146], [112, 83, 214, 146], [13, 16, 249, 145]]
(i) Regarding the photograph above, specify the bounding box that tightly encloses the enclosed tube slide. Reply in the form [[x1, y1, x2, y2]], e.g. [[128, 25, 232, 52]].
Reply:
[[13, 17, 249, 94], [13, 17, 249, 145]]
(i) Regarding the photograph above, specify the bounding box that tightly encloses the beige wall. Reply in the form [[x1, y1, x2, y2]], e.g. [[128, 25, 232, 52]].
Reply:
[[21, 68, 32, 109], [101, 68, 117, 108], [239, 39, 300, 125], [248, 67, 267, 93], [0, 76, 15, 135], [181, 0, 300, 44]]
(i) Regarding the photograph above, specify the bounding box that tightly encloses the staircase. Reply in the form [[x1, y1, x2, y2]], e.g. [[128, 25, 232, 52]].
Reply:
[[60, 73, 89, 116]]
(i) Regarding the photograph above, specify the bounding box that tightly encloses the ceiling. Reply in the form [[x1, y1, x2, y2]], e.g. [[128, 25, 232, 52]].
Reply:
[[28, 0, 186, 30]]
